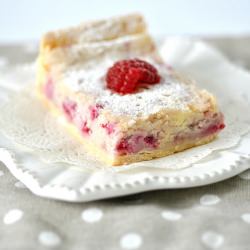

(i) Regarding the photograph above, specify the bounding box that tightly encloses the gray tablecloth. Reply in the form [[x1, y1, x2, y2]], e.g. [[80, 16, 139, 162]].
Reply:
[[0, 37, 250, 250]]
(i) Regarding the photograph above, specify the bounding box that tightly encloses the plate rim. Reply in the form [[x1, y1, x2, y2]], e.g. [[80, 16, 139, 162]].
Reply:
[[0, 147, 249, 202]]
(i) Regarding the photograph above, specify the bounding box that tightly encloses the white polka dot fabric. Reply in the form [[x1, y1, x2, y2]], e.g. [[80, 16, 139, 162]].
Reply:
[[161, 210, 182, 221], [81, 208, 103, 223], [200, 194, 221, 206], [201, 231, 224, 249], [0, 38, 250, 250], [120, 233, 142, 249], [38, 231, 62, 247], [241, 213, 250, 224], [3, 209, 23, 225]]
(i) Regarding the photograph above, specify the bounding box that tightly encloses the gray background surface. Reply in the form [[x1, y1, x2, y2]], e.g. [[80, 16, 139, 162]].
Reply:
[[0, 37, 250, 250]]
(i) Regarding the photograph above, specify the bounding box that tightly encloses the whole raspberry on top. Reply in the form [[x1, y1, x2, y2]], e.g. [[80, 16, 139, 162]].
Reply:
[[106, 58, 161, 94]]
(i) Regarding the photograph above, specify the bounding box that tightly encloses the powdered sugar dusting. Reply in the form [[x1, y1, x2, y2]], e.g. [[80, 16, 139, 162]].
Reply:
[[78, 15, 143, 43], [63, 58, 205, 117]]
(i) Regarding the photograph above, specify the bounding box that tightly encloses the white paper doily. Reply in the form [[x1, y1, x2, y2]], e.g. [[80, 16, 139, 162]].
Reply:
[[0, 38, 250, 202]]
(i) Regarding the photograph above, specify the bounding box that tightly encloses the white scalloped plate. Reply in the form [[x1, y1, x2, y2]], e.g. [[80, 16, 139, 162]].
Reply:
[[0, 141, 249, 202], [0, 37, 250, 202]]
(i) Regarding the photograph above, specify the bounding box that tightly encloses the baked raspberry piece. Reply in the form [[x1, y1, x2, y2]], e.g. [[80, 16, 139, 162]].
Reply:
[[101, 122, 115, 135], [62, 99, 77, 121], [44, 77, 54, 100], [36, 14, 225, 166], [89, 104, 103, 120]]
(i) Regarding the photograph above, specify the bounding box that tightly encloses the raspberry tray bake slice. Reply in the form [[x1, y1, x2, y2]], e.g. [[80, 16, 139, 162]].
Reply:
[[36, 14, 225, 166]]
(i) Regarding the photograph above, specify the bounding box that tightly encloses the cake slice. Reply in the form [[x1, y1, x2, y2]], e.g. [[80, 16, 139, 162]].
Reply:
[[36, 14, 225, 166]]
